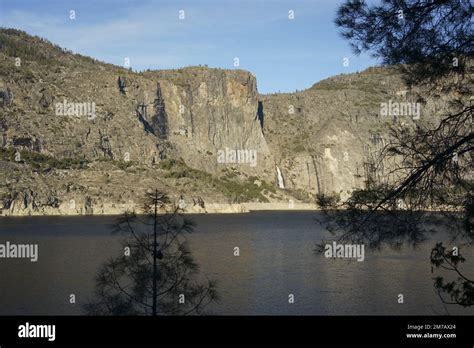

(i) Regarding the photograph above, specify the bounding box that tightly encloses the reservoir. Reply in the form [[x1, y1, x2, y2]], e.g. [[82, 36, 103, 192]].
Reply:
[[0, 211, 472, 315]]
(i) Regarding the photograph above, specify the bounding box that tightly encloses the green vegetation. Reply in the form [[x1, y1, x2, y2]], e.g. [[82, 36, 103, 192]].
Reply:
[[0, 28, 117, 70], [0, 29, 60, 66], [159, 158, 276, 203], [0, 147, 88, 170], [0, 147, 140, 173], [221, 167, 242, 180], [311, 69, 396, 95], [287, 188, 312, 203], [248, 176, 276, 194], [96, 156, 135, 166], [291, 140, 306, 153], [110, 159, 134, 170], [315, 192, 341, 208]]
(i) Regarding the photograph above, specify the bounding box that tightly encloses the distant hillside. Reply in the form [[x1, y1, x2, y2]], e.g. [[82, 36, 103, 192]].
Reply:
[[0, 28, 469, 215]]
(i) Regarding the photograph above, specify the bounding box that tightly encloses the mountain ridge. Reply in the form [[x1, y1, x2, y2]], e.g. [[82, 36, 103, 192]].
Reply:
[[0, 28, 467, 216]]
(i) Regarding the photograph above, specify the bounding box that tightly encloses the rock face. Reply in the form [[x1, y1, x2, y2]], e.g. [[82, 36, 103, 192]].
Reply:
[[0, 30, 268, 173], [143, 68, 270, 175], [260, 66, 470, 201], [0, 29, 469, 215]]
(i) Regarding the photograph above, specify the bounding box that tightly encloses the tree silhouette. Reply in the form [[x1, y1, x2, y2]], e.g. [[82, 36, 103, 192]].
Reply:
[[83, 190, 218, 315], [335, 0, 473, 84], [317, 0, 473, 306], [431, 242, 474, 307]]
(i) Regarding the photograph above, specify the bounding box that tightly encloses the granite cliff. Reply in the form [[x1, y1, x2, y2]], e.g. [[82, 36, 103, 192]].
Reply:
[[0, 29, 469, 215]]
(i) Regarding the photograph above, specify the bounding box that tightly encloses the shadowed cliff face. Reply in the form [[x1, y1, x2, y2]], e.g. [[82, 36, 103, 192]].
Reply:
[[0, 29, 269, 173], [0, 30, 275, 215], [144, 68, 270, 175], [0, 29, 469, 215]]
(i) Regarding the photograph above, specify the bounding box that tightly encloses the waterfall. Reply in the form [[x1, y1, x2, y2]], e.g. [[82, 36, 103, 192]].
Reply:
[[276, 166, 285, 189]]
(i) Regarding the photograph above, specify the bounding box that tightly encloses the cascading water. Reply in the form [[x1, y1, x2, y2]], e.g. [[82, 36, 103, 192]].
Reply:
[[276, 166, 285, 189]]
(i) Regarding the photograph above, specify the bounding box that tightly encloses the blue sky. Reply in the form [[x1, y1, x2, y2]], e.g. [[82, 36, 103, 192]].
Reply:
[[0, 0, 379, 93]]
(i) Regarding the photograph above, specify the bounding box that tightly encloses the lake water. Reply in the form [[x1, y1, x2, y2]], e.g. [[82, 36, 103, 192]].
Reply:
[[0, 211, 472, 315]]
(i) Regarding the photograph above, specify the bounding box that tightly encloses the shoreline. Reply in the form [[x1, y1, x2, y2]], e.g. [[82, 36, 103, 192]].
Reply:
[[0, 201, 456, 218], [0, 202, 320, 217]]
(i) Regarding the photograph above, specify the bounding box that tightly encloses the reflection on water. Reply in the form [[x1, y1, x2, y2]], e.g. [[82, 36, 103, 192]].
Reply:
[[0, 212, 472, 315]]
